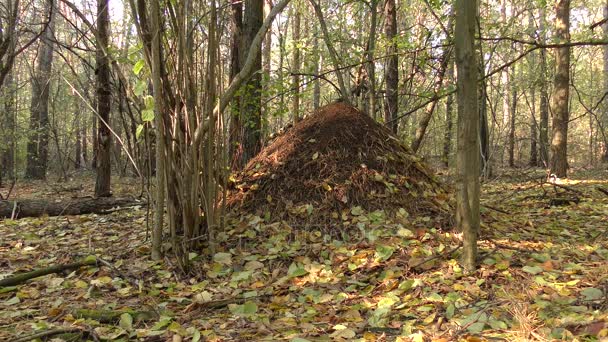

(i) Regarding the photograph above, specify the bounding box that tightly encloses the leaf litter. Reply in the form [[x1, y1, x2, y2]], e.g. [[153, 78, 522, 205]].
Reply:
[[0, 117, 607, 341]]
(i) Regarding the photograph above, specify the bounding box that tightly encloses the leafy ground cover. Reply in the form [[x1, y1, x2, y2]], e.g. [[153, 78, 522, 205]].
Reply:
[[0, 169, 607, 341]]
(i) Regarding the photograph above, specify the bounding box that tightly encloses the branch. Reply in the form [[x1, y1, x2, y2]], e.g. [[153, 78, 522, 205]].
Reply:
[[0, 257, 97, 287], [193, 0, 291, 146]]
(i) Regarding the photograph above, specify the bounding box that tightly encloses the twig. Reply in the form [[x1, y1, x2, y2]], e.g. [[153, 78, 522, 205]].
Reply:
[[410, 245, 461, 269]]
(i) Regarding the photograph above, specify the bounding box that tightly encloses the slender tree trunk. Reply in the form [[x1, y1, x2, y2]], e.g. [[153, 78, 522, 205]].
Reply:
[[508, 64, 517, 167], [25, 0, 55, 180], [384, 0, 398, 134], [75, 103, 82, 169], [455, 0, 480, 272], [95, 0, 112, 197], [313, 26, 321, 110], [365, 0, 379, 118], [528, 9, 538, 166], [442, 59, 454, 168], [309, 0, 350, 103], [291, 1, 301, 123], [2, 71, 16, 181], [411, 15, 453, 154], [263, 0, 273, 124], [539, 6, 550, 167], [602, 0, 608, 163], [549, 0, 570, 178]]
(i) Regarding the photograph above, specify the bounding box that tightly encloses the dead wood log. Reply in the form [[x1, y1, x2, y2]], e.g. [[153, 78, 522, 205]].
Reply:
[[0, 257, 97, 287], [0, 197, 145, 219]]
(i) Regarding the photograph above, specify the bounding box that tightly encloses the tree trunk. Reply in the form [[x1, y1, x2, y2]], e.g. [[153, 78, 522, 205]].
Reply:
[[291, 1, 301, 124], [239, 0, 264, 165], [411, 14, 453, 154], [508, 64, 517, 167], [25, 1, 55, 180], [528, 9, 538, 167], [1, 71, 16, 181], [602, 0, 608, 163], [455, 0, 480, 272], [313, 26, 321, 110], [549, 0, 570, 178], [365, 0, 379, 118], [442, 61, 454, 168], [229, 0, 244, 169], [94, 0, 112, 197], [0, 197, 144, 219], [539, 6, 550, 167], [383, 0, 398, 134]]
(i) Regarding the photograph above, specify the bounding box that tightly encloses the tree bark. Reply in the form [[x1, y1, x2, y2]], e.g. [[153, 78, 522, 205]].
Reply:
[[508, 64, 517, 167], [455, 0, 480, 272], [0, 197, 144, 219], [238, 0, 264, 166], [1, 71, 15, 181], [539, 5, 549, 167], [94, 0, 112, 197], [602, 0, 608, 163], [383, 0, 398, 134], [229, 0, 244, 169], [25, 0, 55, 180], [549, 0, 570, 178], [291, 1, 301, 123]]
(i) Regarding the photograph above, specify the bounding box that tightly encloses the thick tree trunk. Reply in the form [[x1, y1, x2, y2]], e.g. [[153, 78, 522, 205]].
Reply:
[[239, 0, 264, 165], [229, 0, 244, 169], [549, 0, 570, 178], [95, 0, 112, 197], [25, 1, 55, 180], [383, 0, 398, 134], [0, 197, 144, 219], [455, 0, 480, 272]]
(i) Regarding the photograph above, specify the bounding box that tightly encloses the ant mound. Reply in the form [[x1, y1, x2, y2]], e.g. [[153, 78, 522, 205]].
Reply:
[[226, 102, 451, 228]]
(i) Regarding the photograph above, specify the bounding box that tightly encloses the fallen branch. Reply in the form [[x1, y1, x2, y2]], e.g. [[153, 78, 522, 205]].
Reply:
[[0, 257, 97, 287], [72, 308, 157, 323], [12, 327, 87, 342], [0, 197, 145, 219]]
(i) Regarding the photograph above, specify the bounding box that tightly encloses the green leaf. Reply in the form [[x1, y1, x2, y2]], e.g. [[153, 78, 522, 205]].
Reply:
[[4, 296, 20, 305], [243, 301, 257, 315], [144, 95, 155, 110], [134, 80, 147, 96], [133, 59, 145, 75], [213, 252, 232, 266], [119, 312, 133, 331], [136, 124, 145, 140], [467, 322, 486, 333], [288, 262, 308, 278], [581, 287, 603, 301], [141, 109, 155, 122], [350, 206, 364, 216], [375, 245, 395, 262], [522, 265, 543, 275]]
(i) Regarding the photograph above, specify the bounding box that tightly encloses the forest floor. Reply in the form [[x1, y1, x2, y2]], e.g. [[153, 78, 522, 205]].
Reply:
[[0, 168, 607, 342]]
